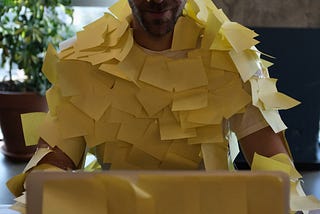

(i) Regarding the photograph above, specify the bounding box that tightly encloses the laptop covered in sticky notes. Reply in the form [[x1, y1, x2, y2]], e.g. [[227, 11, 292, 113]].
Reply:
[[26, 170, 290, 214]]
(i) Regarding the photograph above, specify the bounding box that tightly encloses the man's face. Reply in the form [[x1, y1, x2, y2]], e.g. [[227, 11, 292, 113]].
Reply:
[[128, 0, 187, 37]]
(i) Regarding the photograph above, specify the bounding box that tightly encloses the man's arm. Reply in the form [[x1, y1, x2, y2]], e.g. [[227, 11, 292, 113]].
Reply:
[[239, 126, 289, 164]]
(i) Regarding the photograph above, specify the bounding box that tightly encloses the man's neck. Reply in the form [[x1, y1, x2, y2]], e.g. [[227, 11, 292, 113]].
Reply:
[[131, 21, 173, 51]]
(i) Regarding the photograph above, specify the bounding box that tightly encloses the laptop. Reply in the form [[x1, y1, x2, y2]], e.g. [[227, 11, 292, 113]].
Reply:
[[26, 170, 289, 214]]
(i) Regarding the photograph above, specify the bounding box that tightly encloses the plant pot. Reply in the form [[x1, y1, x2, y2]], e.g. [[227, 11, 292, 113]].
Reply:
[[0, 91, 48, 162]]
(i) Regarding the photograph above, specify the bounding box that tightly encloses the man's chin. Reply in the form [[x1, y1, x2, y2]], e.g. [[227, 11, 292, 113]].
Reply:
[[144, 23, 174, 37]]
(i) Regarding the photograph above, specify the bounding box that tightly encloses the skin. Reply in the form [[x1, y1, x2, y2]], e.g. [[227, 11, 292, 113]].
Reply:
[[34, 0, 290, 171], [128, 0, 187, 51]]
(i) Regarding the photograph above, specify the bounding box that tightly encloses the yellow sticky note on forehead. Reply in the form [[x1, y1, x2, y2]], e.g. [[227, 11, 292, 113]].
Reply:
[[171, 16, 203, 51]]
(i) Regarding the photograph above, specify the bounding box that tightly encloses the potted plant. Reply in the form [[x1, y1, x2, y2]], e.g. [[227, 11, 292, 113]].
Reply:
[[0, 0, 74, 161]]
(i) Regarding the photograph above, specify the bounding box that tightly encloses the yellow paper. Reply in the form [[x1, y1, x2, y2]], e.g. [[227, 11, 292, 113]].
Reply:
[[21, 112, 47, 146], [229, 49, 261, 82], [38, 114, 62, 147], [251, 153, 291, 175], [260, 109, 288, 133], [168, 57, 208, 92], [133, 121, 171, 160], [222, 22, 259, 52], [136, 82, 172, 116], [108, 0, 131, 21], [42, 44, 58, 84], [56, 102, 94, 139], [42, 178, 108, 214], [201, 10, 223, 49], [23, 148, 52, 173], [6, 173, 27, 197], [210, 50, 237, 72], [70, 81, 112, 121], [188, 125, 224, 144], [139, 55, 173, 91], [111, 79, 142, 117], [172, 87, 208, 111], [127, 147, 161, 169], [167, 139, 201, 163], [159, 108, 197, 140], [201, 143, 228, 170], [171, 16, 203, 51], [57, 137, 86, 167]]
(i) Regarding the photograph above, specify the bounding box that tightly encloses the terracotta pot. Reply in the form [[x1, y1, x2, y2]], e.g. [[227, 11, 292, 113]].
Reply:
[[0, 91, 48, 162]]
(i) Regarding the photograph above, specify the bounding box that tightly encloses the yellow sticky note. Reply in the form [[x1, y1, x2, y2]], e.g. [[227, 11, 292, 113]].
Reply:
[[251, 153, 291, 175], [38, 114, 62, 147], [210, 50, 238, 72], [132, 121, 170, 160], [23, 148, 52, 173], [56, 60, 91, 97], [56, 102, 94, 139], [168, 57, 208, 92], [160, 152, 199, 169], [179, 111, 206, 129], [187, 93, 224, 125], [6, 173, 27, 197], [167, 139, 201, 163], [201, 143, 229, 170], [46, 86, 67, 116], [21, 112, 47, 146], [99, 62, 131, 81], [114, 29, 134, 62], [222, 22, 259, 52], [229, 49, 261, 82], [75, 16, 108, 51], [106, 20, 129, 47], [42, 44, 58, 84], [172, 87, 208, 111], [139, 55, 173, 91], [42, 178, 108, 214], [117, 44, 146, 83], [111, 79, 142, 117], [214, 81, 252, 119], [210, 32, 232, 51], [260, 92, 301, 110], [260, 109, 287, 133], [108, 0, 131, 21], [171, 16, 202, 51], [201, 10, 223, 49], [188, 124, 224, 144], [127, 147, 161, 169], [159, 108, 197, 140], [70, 82, 112, 121], [227, 131, 240, 163], [136, 82, 172, 116], [117, 117, 152, 144], [290, 196, 320, 211], [57, 137, 86, 167]]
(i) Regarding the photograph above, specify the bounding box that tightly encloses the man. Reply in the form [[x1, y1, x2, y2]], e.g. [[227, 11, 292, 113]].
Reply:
[[7, 0, 319, 212]]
